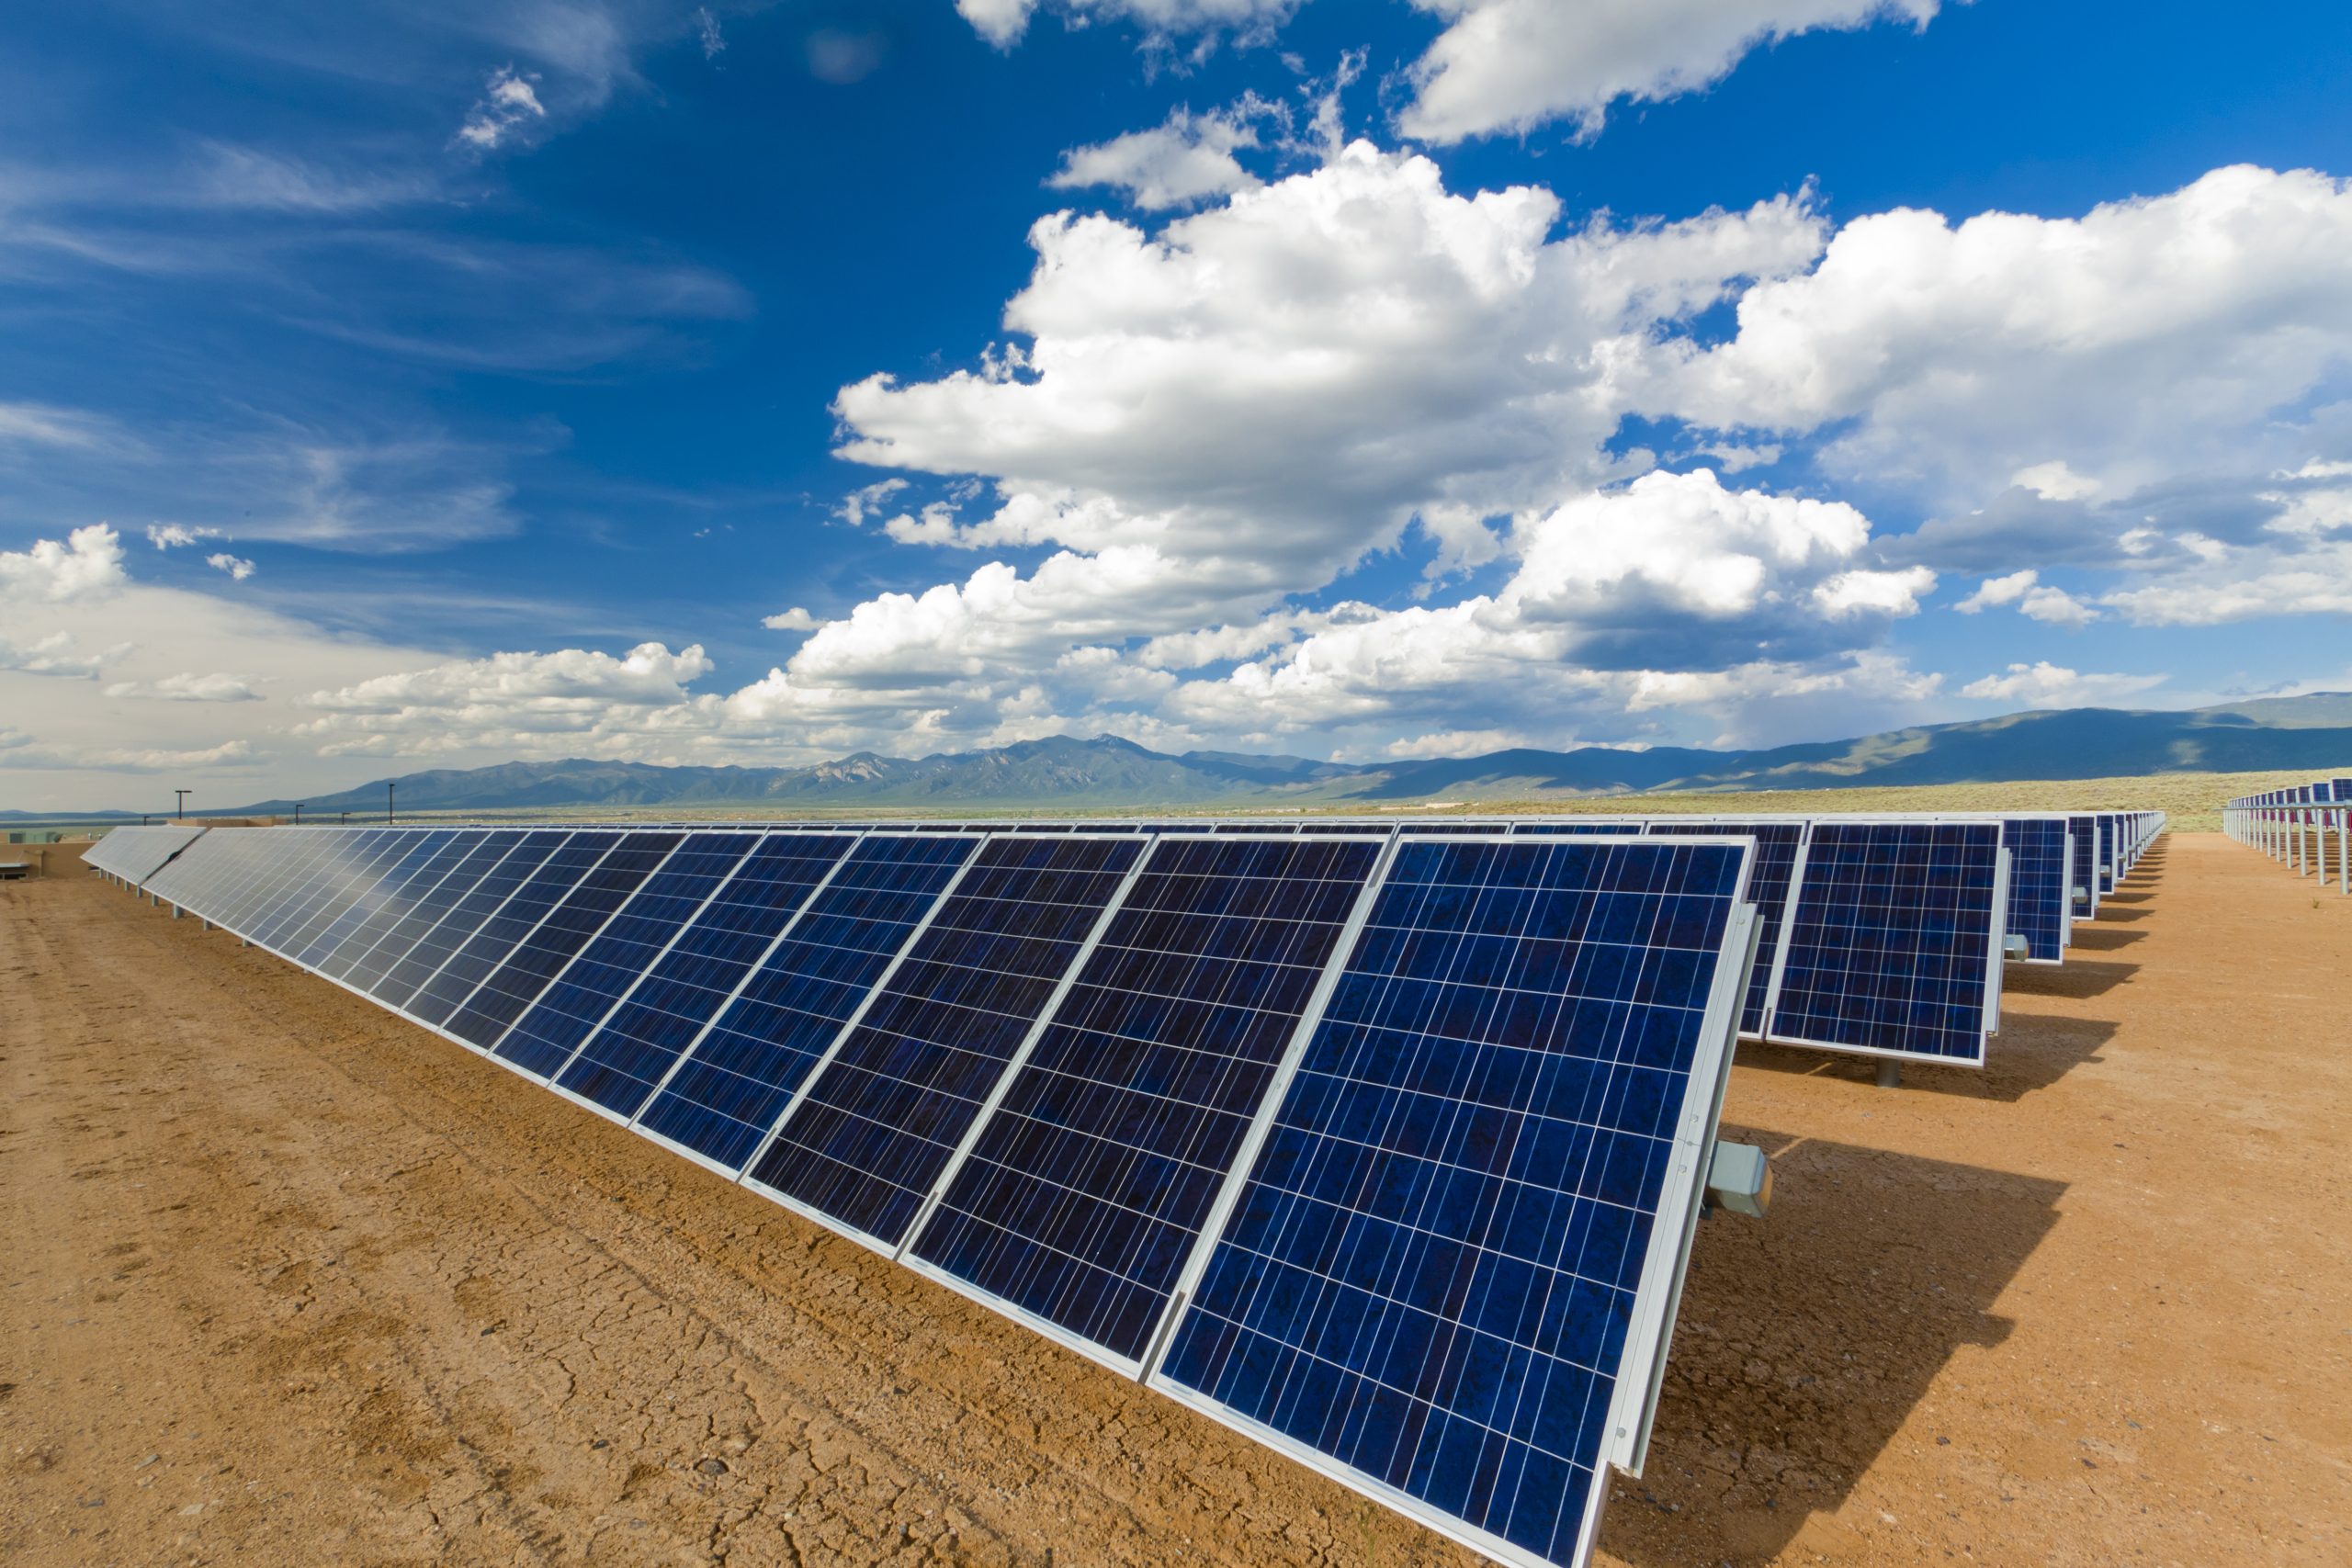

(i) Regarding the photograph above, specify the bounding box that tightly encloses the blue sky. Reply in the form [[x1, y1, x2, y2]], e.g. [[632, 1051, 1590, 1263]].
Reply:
[[5, 0, 2351, 809]]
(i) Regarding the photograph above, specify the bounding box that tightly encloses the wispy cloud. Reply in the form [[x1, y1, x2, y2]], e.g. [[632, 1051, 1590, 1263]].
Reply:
[[457, 65, 548, 151]]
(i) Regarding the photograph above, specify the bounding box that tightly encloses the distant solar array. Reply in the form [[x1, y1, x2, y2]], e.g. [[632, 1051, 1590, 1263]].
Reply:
[[84, 804, 2165, 1567], [2225, 780, 2350, 894]]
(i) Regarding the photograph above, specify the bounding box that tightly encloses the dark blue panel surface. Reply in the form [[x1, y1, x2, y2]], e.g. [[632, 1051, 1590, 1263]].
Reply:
[[356, 832, 528, 999], [314, 831, 481, 982], [1158, 837, 1749, 1568], [256, 831, 401, 959], [492, 832, 759, 1077], [746, 834, 1145, 1247], [910, 836, 1381, 1364], [2097, 813, 2120, 894], [1768, 822, 2001, 1064], [447, 832, 684, 1048], [1509, 821, 1647, 836], [633, 834, 978, 1172], [554, 833, 861, 1120], [2000, 818, 2069, 963], [390, 831, 582, 1020], [1645, 821, 1801, 1035], [299, 831, 455, 972]]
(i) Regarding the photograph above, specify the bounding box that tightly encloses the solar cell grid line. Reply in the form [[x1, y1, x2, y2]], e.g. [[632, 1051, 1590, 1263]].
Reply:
[[631, 833, 983, 1177], [205, 828, 334, 941], [1147, 835, 1757, 1568], [187, 830, 318, 931], [279, 828, 430, 963], [297, 829, 457, 971], [338, 830, 517, 993], [231, 828, 363, 948], [1640, 818, 1804, 1037], [1998, 817, 2070, 965], [490, 831, 762, 1079], [446, 830, 690, 1052], [1762, 820, 2006, 1066], [258, 829, 413, 952], [139, 828, 234, 908], [399, 830, 600, 1025], [550, 832, 867, 1122], [901, 834, 1388, 1373], [315, 829, 490, 984], [251, 829, 401, 953], [740, 832, 1152, 1255]]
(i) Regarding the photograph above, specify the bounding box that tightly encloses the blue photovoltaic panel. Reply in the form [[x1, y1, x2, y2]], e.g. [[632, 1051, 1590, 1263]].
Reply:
[[553, 832, 861, 1120], [297, 830, 455, 971], [254, 829, 404, 954], [1155, 836, 1752, 1568], [2096, 813, 2120, 894], [1644, 820, 1802, 1036], [397, 831, 590, 1021], [744, 834, 1146, 1248], [1766, 821, 2001, 1066], [140, 828, 246, 908], [2000, 818, 2069, 964], [359, 831, 533, 1002], [314, 830, 481, 983], [2066, 815, 2099, 921], [1396, 822, 1508, 836], [492, 831, 758, 1077], [632, 834, 979, 1173], [447, 831, 684, 1049], [908, 835, 1382, 1367]]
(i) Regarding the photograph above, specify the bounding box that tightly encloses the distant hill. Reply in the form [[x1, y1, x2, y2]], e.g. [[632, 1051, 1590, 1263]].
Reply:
[[220, 694, 2352, 816]]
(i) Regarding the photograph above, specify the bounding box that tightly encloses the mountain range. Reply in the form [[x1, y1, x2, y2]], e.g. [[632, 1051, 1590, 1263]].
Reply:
[[195, 694, 2352, 817]]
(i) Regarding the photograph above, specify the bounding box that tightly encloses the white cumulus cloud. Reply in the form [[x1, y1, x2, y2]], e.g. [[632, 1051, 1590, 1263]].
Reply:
[[1049, 104, 1268, 209], [956, 0, 1298, 50], [295, 642, 717, 756], [1960, 662, 2165, 707], [1952, 568, 2099, 626], [1398, 0, 1942, 144], [206, 552, 256, 581], [1, 524, 128, 603]]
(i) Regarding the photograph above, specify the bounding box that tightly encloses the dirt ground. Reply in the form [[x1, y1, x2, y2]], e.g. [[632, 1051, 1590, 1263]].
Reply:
[[3, 833, 2346, 1567]]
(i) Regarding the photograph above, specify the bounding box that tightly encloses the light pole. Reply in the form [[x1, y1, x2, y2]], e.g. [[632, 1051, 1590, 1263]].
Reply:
[[293, 803, 304, 825], [387, 782, 396, 825], [174, 788, 190, 820]]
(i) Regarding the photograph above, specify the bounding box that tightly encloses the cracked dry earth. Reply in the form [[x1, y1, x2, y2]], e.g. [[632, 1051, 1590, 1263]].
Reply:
[[4, 833, 2347, 1568]]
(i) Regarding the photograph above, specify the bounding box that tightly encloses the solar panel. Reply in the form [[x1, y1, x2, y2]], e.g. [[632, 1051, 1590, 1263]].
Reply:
[[2096, 813, 2120, 895], [296, 830, 457, 970], [1999, 818, 2070, 964], [903, 834, 1385, 1371], [1641, 819, 1803, 1035], [1764, 821, 2005, 1066], [315, 830, 483, 984], [2066, 814, 2099, 922], [1509, 820, 1650, 836], [86, 824, 206, 884], [551, 832, 863, 1121], [1150, 835, 1757, 1568], [742, 833, 1148, 1250], [631, 833, 981, 1175], [491, 830, 758, 1077], [381, 829, 573, 1014], [338, 831, 521, 992]]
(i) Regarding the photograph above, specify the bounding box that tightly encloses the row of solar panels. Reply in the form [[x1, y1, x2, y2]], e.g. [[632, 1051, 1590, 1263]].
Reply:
[[86, 808, 2165, 1071], [98, 821, 1768, 1568], [82, 809, 2160, 1568], [2222, 777, 2351, 893]]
